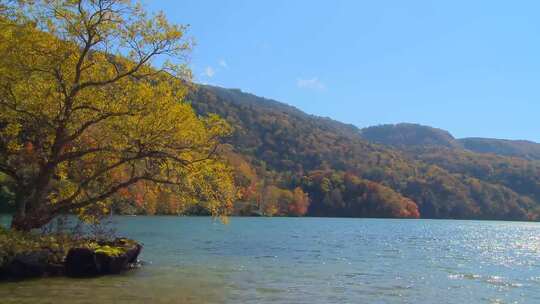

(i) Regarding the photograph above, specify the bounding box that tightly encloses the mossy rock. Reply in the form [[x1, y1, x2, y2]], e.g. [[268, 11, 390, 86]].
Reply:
[[0, 231, 142, 280], [94, 245, 126, 257], [65, 239, 142, 277]]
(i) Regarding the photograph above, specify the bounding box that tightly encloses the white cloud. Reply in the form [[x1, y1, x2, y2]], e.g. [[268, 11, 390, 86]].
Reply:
[[204, 66, 215, 78], [296, 77, 326, 91], [218, 59, 228, 68]]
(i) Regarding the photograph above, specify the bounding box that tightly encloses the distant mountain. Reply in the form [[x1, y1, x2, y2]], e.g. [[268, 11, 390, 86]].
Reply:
[[188, 85, 540, 221], [459, 138, 540, 160], [360, 123, 540, 161], [360, 123, 460, 148]]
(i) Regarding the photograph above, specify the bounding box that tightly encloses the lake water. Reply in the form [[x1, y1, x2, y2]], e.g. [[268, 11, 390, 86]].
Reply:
[[1, 217, 539, 303]]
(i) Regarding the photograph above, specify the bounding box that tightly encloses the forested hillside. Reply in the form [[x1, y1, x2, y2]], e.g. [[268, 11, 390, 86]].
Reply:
[[360, 123, 460, 148], [188, 86, 540, 221], [358, 124, 540, 205], [360, 123, 540, 160], [460, 138, 540, 160]]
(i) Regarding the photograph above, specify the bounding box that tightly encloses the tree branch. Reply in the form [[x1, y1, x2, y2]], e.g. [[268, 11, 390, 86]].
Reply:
[[64, 110, 136, 144], [0, 163, 20, 182], [54, 175, 146, 214]]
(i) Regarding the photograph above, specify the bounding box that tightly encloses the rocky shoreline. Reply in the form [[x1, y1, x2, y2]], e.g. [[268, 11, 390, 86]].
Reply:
[[0, 235, 142, 280]]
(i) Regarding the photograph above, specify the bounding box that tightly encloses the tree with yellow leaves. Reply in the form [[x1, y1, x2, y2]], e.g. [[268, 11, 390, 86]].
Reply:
[[0, 0, 235, 231]]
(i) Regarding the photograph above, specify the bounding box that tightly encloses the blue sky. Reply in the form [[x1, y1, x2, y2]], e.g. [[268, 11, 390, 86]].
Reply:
[[144, 0, 540, 142]]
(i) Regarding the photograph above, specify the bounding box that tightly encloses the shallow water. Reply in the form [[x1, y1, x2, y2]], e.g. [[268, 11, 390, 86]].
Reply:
[[1, 216, 540, 303]]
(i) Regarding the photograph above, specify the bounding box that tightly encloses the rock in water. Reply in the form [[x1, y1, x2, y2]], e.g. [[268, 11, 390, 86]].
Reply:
[[6, 251, 50, 279], [65, 239, 142, 277], [95, 252, 128, 274], [65, 248, 100, 277], [126, 243, 143, 264]]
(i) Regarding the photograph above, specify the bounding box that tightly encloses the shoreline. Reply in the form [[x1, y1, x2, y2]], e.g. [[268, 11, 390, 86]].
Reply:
[[0, 229, 142, 281]]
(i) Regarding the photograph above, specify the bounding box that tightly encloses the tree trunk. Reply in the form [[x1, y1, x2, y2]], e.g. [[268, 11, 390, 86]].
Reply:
[[10, 179, 54, 231], [10, 207, 53, 232], [10, 214, 34, 232]]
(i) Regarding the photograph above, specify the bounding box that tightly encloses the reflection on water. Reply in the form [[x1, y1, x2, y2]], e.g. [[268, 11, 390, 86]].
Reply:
[[1, 216, 540, 303]]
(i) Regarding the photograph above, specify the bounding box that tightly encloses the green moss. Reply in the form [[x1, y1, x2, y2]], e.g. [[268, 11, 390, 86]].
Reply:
[[0, 229, 137, 267], [93, 245, 125, 257], [0, 229, 77, 266]]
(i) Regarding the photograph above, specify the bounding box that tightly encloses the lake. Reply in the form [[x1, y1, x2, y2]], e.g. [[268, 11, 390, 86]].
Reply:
[[1, 216, 539, 303]]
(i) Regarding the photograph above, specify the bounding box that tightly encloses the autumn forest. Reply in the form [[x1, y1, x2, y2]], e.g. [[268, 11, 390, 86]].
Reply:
[[1, 0, 540, 233]]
